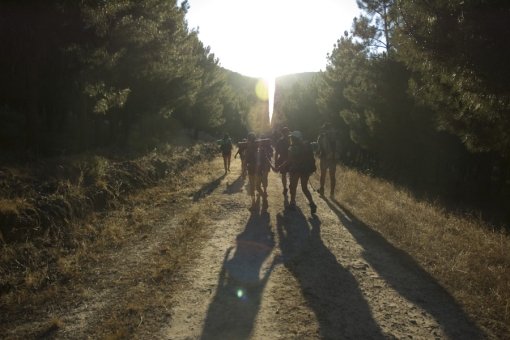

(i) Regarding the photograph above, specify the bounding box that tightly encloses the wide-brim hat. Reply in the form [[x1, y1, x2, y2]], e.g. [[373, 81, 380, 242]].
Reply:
[[289, 131, 302, 139]]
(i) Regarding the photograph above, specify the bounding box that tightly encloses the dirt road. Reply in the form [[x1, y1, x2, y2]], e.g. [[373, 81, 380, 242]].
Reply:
[[6, 155, 488, 339], [160, 157, 486, 339]]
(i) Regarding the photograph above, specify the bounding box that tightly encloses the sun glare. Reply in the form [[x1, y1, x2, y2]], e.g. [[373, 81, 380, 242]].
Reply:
[[184, 0, 361, 126], [254, 77, 275, 124], [267, 77, 275, 124]]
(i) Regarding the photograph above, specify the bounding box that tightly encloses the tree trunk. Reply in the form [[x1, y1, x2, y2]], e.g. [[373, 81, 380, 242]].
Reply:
[[123, 107, 131, 145], [497, 155, 510, 195], [78, 93, 88, 152], [108, 108, 117, 144], [56, 104, 68, 134], [478, 152, 492, 201], [94, 114, 103, 148], [45, 107, 53, 133], [26, 57, 39, 153]]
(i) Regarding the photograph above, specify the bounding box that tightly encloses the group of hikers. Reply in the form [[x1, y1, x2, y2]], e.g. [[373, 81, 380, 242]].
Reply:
[[218, 123, 341, 213]]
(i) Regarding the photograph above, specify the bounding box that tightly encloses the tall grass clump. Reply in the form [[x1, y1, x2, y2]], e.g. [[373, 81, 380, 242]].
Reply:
[[330, 165, 510, 338]]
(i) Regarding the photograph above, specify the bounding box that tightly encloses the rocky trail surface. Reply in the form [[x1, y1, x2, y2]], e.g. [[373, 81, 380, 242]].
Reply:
[[5, 155, 487, 339]]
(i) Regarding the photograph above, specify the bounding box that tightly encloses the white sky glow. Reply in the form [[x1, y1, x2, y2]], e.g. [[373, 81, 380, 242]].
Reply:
[[184, 0, 360, 121]]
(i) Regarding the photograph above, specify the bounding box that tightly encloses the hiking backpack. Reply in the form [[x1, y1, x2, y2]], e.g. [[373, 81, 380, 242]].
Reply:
[[292, 141, 317, 175], [219, 139, 232, 154], [246, 147, 265, 174], [321, 129, 341, 160]]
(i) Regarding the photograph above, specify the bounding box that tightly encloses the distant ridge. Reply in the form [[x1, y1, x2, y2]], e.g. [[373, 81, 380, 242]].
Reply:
[[275, 72, 318, 88], [224, 69, 259, 91]]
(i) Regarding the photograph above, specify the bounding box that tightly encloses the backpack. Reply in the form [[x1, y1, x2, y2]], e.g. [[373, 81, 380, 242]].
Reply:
[[220, 139, 232, 154], [262, 145, 274, 159], [275, 137, 289, 157], [292, 141, 317, 175], [246, 147, 265, 175], [321, 129, 341, 160]]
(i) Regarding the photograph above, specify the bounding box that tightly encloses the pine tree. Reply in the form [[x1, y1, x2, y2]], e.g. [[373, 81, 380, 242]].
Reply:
[[394, 0, 510, 154]]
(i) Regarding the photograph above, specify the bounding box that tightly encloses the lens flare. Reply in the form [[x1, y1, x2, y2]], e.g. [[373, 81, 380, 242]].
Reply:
[[237, 289, 243, 298]]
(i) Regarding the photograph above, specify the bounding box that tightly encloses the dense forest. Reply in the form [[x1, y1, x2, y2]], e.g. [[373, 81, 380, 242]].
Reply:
[[271, 0, 510, 226], [1, 0, 509, 225], [0, 0, 268, 155]]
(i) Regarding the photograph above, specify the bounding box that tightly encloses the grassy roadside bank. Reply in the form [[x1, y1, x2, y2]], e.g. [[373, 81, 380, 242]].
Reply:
[[319, 166, 509, 339], [0, 132, 217, 313]]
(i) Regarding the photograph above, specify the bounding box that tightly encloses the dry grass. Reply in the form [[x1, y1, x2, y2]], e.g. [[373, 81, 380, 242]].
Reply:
[[93, 188, 215, 339], [0, 136, 219, 337], [325, 165, 510, 339]]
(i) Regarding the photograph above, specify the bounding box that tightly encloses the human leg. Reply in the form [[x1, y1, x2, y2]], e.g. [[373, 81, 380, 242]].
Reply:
[[248, 174, 256, 210], [281, 172, 288, 195], [287, 172, 299, 210], [262, 166, 269, 193], [300, 174, 317, 214], [318, 158, 327, 195], [329, 162, 337, 197], [257, 174, 269, 209], [300, 174, 314, 203], [226, 154, 231, 172], [223, 155, 228, 173], [255, 174, 265, 196]]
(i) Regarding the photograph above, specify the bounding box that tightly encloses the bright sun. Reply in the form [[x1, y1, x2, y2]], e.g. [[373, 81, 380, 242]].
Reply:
[[184, 0, 361, 125]]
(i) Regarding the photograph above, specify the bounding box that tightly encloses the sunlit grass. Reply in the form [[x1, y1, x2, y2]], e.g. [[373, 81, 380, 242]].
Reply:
[[324, 165, 510, 338]]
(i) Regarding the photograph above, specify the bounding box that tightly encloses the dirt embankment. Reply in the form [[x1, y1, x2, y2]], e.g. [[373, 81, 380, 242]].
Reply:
[[0, 137, 217, 309]]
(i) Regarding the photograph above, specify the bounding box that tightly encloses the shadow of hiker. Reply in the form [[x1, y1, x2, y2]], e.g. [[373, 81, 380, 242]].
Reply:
[[276, 209, 386, 339], [324, 197, 486, 339], [191, 175, 225, 201], [224, 176, 245, 195], [201, 211, 278, 340]]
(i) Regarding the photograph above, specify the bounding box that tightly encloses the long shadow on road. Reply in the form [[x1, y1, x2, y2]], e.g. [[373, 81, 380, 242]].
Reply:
[[223, 176, 245, 195], [191, 174, 226, 201], [324, 197, 486, 339], [201, 210, 277, 339], [276, 209, 387, 339]]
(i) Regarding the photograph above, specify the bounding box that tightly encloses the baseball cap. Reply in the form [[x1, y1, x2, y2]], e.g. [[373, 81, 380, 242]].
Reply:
[[289, 131, 302, 139]]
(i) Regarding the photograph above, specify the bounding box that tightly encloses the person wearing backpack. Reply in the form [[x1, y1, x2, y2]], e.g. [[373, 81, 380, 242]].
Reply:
[[317, 122, 341, 198], [274, 127, 290, 196], [259, 133, 273, 195], [277, 131, 317, 214], [219, 133, 233, 174], [242, 132, 269, 211], [234, 138, 247, 175]]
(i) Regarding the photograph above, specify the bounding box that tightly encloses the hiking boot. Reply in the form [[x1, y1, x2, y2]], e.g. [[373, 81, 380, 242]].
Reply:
[[283, 188, 288, 196], [310, 202, 317, 214], [317, 187, 324, 195], [249, 202, 257, 211], [286, 202, 296, 211], [329, 191, 335, 199]]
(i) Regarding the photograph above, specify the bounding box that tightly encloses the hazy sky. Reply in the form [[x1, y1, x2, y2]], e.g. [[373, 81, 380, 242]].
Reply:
[[184, 0, 360, 79]]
